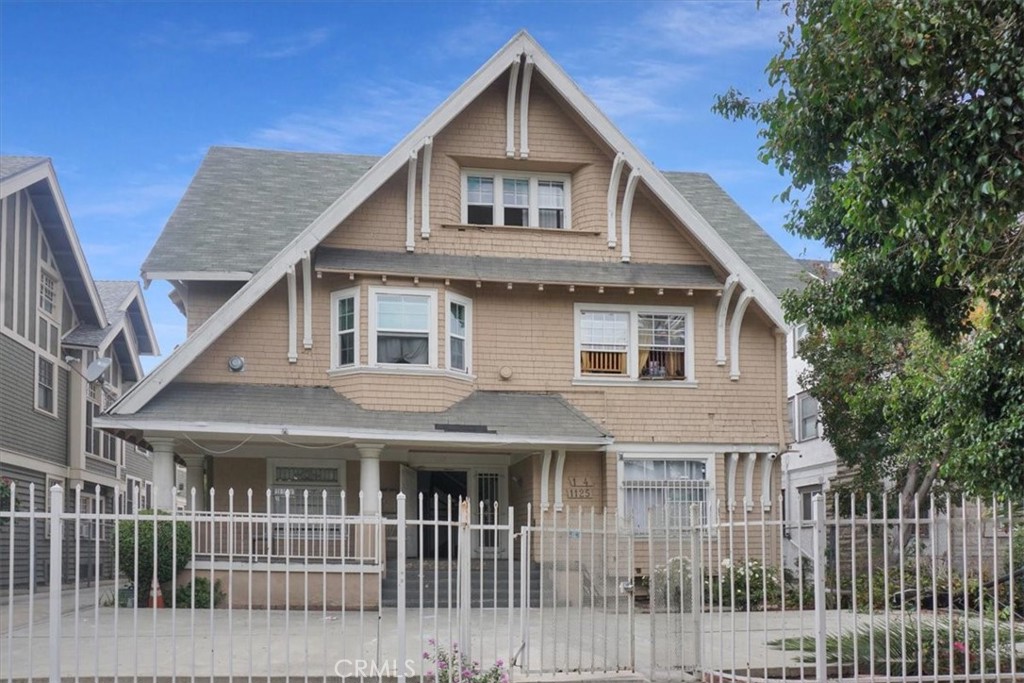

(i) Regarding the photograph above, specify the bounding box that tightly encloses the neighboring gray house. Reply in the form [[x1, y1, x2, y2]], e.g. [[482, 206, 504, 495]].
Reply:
[[0, 156, 159, 590]]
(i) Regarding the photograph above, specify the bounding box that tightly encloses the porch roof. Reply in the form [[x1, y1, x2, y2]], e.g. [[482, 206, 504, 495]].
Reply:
[[96, 382, 612, 448]]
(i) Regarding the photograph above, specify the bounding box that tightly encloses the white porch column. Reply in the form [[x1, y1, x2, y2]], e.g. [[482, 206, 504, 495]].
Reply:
[[357, 443, 383, 515], [181, 454, 206, 510], [149, 437, 177, 511]]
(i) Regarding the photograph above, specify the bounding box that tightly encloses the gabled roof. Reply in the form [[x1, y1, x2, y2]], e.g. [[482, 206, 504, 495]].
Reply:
[[113, 30, 796, 416], [98, 383, 611, 447], [63, 279, 159, 382], [142, 147, 378, 281], [0, 156, 106, 328]]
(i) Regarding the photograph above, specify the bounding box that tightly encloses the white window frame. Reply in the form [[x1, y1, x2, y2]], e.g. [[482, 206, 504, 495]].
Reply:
[[35, 353, 57, 417], [445, 292, 473, 374], [123, 476, 143, 514], [793, 323, 808, 357], [368, 286, 438, 368], [330, 286, 360, 370], [267, 458, 347, 517], [616, 450, 715, 532], [573, 303, 695, 384], [37, 263, 60, 322], [794, 391, 820, 442], [460, 169, 572, 229]]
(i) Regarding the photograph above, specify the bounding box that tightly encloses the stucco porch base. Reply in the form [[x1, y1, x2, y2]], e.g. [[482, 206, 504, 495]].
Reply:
[[178, 565, 381, 610]]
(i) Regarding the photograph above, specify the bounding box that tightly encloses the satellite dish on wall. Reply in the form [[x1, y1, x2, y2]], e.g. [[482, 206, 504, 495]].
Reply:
[[84, 357, 112, 383]]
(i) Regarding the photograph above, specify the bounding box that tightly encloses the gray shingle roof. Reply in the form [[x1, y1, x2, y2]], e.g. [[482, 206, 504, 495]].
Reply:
[[94, 280, 137, 318], [142, 148, 805, 296], [0, 156, 48, 182], [114, 383, 610, 444], [141, 147, 378, 277], [663, 172, 807, 296], [316, 248, 721, 289]]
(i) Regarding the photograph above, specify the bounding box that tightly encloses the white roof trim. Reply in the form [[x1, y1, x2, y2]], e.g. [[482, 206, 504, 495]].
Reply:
[[112, 30, 784, 416], [143, 270, 253, 282], [124, 281, 161, 357], [94, 416, 613, 448], [1, 159, 108, 329]]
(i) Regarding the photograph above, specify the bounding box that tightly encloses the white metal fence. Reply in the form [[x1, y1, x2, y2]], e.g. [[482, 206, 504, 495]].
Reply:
[[1, 483, 1021, 682]]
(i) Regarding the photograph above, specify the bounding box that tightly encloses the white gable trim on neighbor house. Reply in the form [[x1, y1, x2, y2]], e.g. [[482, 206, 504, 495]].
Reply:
[[111, 30, 785, 416]]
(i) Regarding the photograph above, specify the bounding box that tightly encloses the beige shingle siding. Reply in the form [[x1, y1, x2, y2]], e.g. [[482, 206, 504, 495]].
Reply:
[[185, 282, 243, 335]]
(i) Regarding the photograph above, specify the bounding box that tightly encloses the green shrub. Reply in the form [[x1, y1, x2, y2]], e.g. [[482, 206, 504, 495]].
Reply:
[[175, 577, 225, 609], [117, 510, 191, 604]]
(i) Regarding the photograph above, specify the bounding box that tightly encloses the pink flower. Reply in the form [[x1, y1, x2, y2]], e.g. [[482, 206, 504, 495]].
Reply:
[[953, 641, 966, 653]]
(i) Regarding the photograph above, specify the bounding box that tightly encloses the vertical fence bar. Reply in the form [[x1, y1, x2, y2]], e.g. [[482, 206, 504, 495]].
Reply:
[[73, 485, 81, 683], [5, 482, 15, 683], [519, 512, 529, 674], [48, 483, 63, 683], [1009, 499, 1017, 680], [811, 493, 827, 683], [397, 492, 407, 683], [458, 498, 472, 664], [690, 503, 703, 676], [507, 504, 515, 674]]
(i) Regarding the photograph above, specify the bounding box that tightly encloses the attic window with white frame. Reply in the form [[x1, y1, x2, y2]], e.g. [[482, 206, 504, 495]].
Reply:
[[462, 170, 570, 229], [38, 269, 58, 318], [575, 304, 695, 383]]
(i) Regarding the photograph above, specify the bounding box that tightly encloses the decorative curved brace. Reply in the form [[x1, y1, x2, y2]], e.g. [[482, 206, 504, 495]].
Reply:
[[518, 55, 534, 159], [607, 153, 626, 249], [727, 452, 740, 511], [743, 452, 758, 511], [620, 169, 641, 263], [301, 252, 312, 349], [716, 274, 740, 365], [505, 55, 522, 158], [553, 449, 566, 511], [286, 265, 298, 363], [420, 137, 433, 239], [761, 453, 777, 511], [729, 290, 754, 380], [540, 449, 552, 511], [405, 149, 418, 252]]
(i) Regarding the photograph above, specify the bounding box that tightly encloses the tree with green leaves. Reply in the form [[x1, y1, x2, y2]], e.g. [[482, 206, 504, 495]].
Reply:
[[715, 0, 1024, 500]]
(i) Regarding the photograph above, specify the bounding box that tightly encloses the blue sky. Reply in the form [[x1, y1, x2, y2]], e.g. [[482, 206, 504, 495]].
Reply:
[[1, 1, 827, 370]]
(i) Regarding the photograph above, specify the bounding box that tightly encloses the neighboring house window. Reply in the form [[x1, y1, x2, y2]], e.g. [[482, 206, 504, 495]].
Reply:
[[368, 287, 437, 367], [793, 323, 808, 357], [79, 492, 99, 539], [446, 293, 472, 373], [462, 170, 571, 229], [38, 268, 58, 317], [85, 383, 117, 461], [793, 392, 820, 442], [800, 484, 823, 522], [620, 458, 709, 532], [575, 304, 695, 382], [331, 287, 359, 368], [36, 355, 56, 415], [123, 476, 143, 514]]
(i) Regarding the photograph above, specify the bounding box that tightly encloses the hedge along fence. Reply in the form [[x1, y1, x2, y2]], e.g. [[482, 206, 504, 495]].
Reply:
[[117, 510, 191, 605]]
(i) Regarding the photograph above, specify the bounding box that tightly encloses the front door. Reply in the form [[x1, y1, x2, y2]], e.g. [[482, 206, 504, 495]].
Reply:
[[469, 469, 508, 558]]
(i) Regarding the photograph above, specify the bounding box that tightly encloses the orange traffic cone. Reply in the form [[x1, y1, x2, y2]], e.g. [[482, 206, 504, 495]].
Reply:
[[150, 575, 165, 608]]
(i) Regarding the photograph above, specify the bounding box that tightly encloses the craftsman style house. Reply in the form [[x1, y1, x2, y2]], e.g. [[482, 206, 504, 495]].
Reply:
[[0, 157, 159, 589], [100, 33, 803, 590]]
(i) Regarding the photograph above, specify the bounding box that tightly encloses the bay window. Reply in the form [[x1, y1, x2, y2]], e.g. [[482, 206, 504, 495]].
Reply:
[[446, 293, 472, 373], [368, 287, 437, 367], [462, 169, 571, 229], [331, 287, 359, 368]]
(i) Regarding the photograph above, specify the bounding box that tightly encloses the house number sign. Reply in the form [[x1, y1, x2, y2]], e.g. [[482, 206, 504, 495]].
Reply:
[[275, 467, 339, 483], [565, 475, 594, 500]]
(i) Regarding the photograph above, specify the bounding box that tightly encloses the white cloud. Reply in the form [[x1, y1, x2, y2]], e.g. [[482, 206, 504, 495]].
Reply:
[[74, 181, 186, 219], [260, 27, 332, 59], [139, 22, 252, 51], [638, 2, 787, 56], [245, 80, 449, 153], [579, 60, 700, 121]]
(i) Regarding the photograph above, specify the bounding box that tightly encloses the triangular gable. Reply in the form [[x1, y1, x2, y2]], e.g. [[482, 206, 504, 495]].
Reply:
[[112, 30, 786, 416], [0, 157, 108, 328]]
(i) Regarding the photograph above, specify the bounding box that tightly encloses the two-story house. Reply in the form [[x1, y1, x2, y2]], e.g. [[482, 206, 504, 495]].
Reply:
[[99, 32, 804, 598], [0, 157, 159, 590]]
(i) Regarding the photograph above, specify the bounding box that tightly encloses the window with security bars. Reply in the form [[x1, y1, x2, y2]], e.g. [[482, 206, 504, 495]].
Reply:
[[621, 458, 708, 532]]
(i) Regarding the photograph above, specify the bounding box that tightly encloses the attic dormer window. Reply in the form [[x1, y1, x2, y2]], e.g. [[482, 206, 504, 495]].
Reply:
[[462, 169, 571, 229]]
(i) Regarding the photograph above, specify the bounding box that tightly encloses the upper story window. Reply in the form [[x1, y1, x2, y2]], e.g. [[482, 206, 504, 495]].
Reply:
[[462, 170, 571, 229], [36, 355, 56, 415], [575, 304, 695, 383], [368, 287, 438, 367], [38, 268, 58, 318], [792, 323, 808, 357], [331, 287, 359, 368], [446, 293, 472, 374], [792, 391, 820, 442]]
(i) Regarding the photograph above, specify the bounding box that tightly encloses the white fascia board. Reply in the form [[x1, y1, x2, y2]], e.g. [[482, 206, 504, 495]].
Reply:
[[523, 40, 786, 329], [123, 283, 161, 357], [609, 442, 780, 455], [142, 271, 253, 282], [2, 160, 109, 329], [110, 32, 533, 416], [93, 416, 613, 449]]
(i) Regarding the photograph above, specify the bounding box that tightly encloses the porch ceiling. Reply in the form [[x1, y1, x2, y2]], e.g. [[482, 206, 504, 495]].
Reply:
[[96, 383, 612, 448]]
